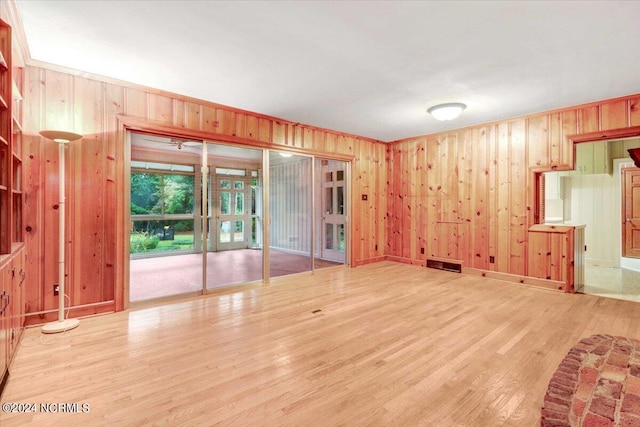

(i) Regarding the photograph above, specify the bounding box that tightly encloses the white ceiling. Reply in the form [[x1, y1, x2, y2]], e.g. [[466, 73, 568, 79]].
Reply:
[[15, 1, 640, 142]]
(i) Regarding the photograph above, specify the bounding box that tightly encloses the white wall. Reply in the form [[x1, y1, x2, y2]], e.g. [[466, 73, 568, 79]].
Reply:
[[563, 159, 634, 267]]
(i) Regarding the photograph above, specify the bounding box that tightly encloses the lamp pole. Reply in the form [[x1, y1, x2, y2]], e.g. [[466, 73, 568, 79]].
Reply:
[[39, 130, 83, 334]]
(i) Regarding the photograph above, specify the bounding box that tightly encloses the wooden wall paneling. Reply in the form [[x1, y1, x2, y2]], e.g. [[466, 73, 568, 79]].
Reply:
[[415, 138, 427, 263], [234, 112, 247, 139], [458, 129, 473, 265], [600, 99, 629, 131], [343, 135, 351, 156], [440, 134, 458, 259], [377, 143, 387, 259], [22, 63, 382, 316], [509, 119, 527, 276], [123, 88, 147, 119], [561, 110, 578, 168], [185, 101, 202, 130], [22, 66, 43, 315], [390, 144, 403, 256], [389, 94, 640, 292], [470, 127, 489, 270], [286, 123, 295, 149], [368, 143, 381, 260], [201, 105, 217, 133], [172, 99, 185, 128], [44, 69, 74, 129], [351, 141, 363, 262], [216, 108, 236, 137], [360, 140, 375, 261], [71, 76, 105, 305], [245, 115, 258, 140], [291, 125, 302, 149], [630, 97, 640, 127], [496, 122, 511, 272], [325, 132, 336, 154], [147, 94, 174, 125], [335, 134, 346, 155], [272, 120, 286, 146], [425, 135, 438, 259], [548, 113, 562, 167], [487, 125, 498, 271], [401, 140, 412, 260], [258, 118, 271, 143], [301, 127, 312, 150], [578, 105, 599, 134], [104, 84, 124, 305], [527, 114, 549, 168], [311, 129, 324, 153], [362, 140, 372, 260]]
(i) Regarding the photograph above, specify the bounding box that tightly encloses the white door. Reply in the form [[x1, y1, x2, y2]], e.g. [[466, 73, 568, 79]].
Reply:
[[215, 176, 251, 251], [321, 162, 347, 263]]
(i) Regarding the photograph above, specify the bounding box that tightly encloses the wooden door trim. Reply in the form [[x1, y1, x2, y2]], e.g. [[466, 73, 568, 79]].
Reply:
[[622, 166, 640, 258]]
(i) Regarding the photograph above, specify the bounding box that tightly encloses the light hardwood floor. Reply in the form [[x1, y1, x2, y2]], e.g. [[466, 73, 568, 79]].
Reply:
[[2, 261, 640, 426]]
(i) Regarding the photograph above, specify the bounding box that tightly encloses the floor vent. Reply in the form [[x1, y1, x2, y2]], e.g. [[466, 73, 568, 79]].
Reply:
[[426, 259, 462, 273]]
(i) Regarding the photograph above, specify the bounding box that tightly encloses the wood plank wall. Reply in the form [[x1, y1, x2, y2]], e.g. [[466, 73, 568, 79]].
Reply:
[[387, 95, 640, 281], [21, 65, 388, 322]]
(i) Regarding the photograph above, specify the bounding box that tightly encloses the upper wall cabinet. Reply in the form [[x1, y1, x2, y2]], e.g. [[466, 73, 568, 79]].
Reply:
[[574, 141, 610, 175]]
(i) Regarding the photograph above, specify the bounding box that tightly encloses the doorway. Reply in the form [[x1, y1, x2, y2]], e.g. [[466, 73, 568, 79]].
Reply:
[[318, 159, 347, 264], [622, 167, 640, 258], [543, 138, 640, 302], [128, 131, 350, 302]]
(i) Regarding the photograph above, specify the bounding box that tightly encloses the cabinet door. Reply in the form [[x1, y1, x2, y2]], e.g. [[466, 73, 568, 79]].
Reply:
[[9, 248, 24, 356], [0, 263, 7, 381], [575, 143, 593, 174], [593, 141, 610, 174]]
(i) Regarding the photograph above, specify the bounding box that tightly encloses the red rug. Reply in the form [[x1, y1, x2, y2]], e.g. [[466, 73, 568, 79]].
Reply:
[[541, 334, 640, 426]]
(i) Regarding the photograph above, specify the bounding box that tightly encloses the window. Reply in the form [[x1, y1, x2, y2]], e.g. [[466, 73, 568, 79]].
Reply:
[[130, 162, 196, 254]]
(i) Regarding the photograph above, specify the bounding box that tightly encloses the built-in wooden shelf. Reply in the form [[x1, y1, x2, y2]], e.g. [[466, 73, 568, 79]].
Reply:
[[12, 116, 21, 133], [0, 18, 25, 394]]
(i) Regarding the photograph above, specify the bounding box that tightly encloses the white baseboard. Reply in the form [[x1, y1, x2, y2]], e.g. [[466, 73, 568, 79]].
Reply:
[[586, 259, 618, 268], [621, 257, 640, 273]]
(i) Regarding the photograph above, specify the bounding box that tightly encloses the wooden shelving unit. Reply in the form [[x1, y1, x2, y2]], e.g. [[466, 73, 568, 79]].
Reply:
[[0, 18, 25, 396]]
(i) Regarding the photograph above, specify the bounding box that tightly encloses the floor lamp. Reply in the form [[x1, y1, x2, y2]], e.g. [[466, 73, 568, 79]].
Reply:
[[40, 130, 83, 334]]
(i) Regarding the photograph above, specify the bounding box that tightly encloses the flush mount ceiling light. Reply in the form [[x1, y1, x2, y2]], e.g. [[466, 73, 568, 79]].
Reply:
[[427, 102, 467, 121]]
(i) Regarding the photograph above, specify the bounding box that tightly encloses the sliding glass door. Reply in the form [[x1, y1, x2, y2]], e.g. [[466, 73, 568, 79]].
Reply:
[[269, 152, 313, 278], [128, 132, 349, 303], [205, 143, 263, 290]]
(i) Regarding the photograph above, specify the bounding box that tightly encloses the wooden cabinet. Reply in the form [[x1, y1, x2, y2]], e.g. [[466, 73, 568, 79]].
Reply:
[[0, 244, 24, 394], [0, 18, 24, 396], [574, 141, 610, 175], [527, 224, 585, 293]]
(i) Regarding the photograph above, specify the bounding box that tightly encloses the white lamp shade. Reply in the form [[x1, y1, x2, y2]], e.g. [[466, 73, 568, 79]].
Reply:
[[40, 130, 83, 144], [427, 103, 467, 121]]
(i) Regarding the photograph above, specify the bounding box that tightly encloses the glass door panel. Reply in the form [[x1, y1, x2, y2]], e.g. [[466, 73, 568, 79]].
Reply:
[[269, 151, 313, 278], [128, 132, 204, 302], [205, 143, 263, 290]]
